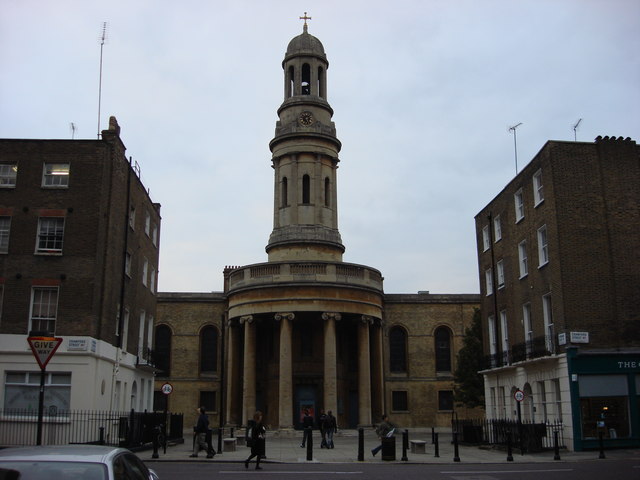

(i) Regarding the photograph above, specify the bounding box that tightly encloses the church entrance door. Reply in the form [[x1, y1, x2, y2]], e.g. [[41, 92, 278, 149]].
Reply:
[[294, 385, 317, 429]]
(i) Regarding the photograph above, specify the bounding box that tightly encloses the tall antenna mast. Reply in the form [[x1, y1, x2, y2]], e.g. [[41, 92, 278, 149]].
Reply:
[[70, 122, 77, 140], [573, 118, 582, 142], [97, 22, 107, 139], [508, 122, 523, 174]]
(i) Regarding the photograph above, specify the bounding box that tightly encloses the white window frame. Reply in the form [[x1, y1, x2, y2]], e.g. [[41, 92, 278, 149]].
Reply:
[[4, 371, 71, 412], [533, 169, 544, 206], [0, 164, 17, 188], [542, 293, 554, 352], [0, 216, 11, 254], [538, 380, 548, 421], [485, 268, 493, 296], [142, 257, 148, 287], [493, 214, 502, 242], [514, 189, 524, 222], [488, 315, 497, 357], [499, 310, 509, 354], [144, 211, 151, 236], [138, 310, 146, 357], [150, 267, 156, 293], [482, 225, 490, 251], [518, 240, 528, 278], [152, 224, 158, 247], [496, 260, 505, 289], [29, 286, 59, 334], [523, 303, 532, 354], [42, 163, 69, 188], [36, 217, 65, 254], [537, 225, 549, 267]]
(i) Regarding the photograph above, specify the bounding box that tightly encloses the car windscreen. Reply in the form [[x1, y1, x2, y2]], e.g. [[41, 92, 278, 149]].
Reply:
[[0, 460, 107, 480]]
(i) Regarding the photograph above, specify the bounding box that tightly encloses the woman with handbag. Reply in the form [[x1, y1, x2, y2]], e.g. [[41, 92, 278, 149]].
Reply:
[[244, 411, 266, 470]]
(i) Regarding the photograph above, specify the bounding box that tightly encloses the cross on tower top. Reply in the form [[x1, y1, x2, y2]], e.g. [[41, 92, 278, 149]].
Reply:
[[299, 12, 312, 32]]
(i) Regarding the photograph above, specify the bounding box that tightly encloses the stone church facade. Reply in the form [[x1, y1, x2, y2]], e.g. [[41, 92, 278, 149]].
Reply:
[[154, 24, 480, 431]]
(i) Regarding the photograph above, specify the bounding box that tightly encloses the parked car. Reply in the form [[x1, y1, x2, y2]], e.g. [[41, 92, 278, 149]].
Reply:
[[0, 445, 159, 480]]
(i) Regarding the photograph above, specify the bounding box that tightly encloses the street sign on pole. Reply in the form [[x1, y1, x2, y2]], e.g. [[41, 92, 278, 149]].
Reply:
[[161, 382, 173, 395], [514, 389, 525, 402], [27, 336, 63, 369]]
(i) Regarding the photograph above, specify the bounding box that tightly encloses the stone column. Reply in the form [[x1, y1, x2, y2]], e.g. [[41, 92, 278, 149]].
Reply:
[[275, 312, 295, 430], [240, 315, 256, 426], [371, 319, 385, 420], [225, 319, 241, 426], [358, 315, 373, 427], [322, 312, 341, 415]]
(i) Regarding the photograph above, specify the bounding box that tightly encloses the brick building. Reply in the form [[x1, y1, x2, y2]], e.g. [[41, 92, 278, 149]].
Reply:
[[0, 117, 161, 414], [475, 136, 640, 450], [154, 25, 481, 432]]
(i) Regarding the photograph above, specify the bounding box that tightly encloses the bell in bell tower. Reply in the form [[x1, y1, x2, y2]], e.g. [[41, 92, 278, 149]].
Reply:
[[267, 16, 344, 262]]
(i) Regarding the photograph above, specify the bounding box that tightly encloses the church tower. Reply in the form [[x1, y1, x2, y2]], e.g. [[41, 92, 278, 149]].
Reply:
[[224, 18, 384, 432], [267, 20, 344, 262]]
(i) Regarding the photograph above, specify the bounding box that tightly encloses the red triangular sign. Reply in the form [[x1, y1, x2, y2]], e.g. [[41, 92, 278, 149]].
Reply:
[[27, 336, 63, 369]]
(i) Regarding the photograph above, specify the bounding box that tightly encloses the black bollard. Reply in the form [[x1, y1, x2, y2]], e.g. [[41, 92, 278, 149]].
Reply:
[[217, 428, 223, 456], [99, 426, 105, 446], [230, 427, 234, 438], [357, 427, 364, 461], [598, 431, 606, 459], [553, 430, 560, 461], [306, 426, 313, 461], [434, 432, 439, 458], [152, 426, 159, 459], [431, 426, 435, 444], [506, 430, 514, 462], [401, 429, 408, 461], [453, 432, 460, 462]]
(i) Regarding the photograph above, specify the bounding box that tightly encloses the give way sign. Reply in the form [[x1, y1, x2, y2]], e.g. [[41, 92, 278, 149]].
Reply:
[[27, 336, 63, 369]]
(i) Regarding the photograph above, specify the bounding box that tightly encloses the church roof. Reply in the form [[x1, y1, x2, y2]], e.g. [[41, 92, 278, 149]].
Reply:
[[285, 25, 326, 61]]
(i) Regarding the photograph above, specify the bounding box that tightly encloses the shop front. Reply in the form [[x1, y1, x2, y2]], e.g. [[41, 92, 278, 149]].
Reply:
[[567, 347, 640, 450]]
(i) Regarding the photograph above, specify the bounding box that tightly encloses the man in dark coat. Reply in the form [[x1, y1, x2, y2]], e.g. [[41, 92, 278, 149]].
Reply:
[[300, 408, 314, 448]]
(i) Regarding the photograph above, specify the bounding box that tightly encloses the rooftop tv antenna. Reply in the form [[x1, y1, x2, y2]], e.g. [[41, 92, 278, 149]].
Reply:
[[508, 122, 523, 174], [70, 122, 77, 139], [97, 22, 107, 139], [573, 118, 582, 142]]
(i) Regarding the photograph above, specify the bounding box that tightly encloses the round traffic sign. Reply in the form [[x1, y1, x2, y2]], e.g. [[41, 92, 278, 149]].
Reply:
[[514, 389, 525, 402], [161, 382, 173, 395]]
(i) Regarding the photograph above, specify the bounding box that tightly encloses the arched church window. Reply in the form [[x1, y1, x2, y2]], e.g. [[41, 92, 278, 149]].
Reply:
[[288, 66, 294, 98], [154, 324, 172, 376], [324, 177, 330, 207], [301, 63, 311, 95], [200, 325, 218, 373], [435, 326, 452, 373], [302, 174, 311, 204], [389, 326, 407, 373], [282, 177, 288, 207]]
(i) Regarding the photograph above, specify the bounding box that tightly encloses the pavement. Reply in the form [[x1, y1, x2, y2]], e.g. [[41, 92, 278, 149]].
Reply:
[[144, 429, 640, 465]]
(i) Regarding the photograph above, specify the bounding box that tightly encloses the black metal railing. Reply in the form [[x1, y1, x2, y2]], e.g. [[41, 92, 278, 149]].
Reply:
[[0, 409, 183, 448], [452, 418, 565, 452], [485, 334, 558, 368], [136, 347, 156, 368]]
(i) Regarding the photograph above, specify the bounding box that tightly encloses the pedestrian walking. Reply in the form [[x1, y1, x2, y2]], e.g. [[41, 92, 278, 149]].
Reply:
[[190, 407, 214, 458], [245, 411, 266, 470], [318, 409, 328, 448], [300, 408, 314, 448], [324, 410, 337, 449], [371, 414, 395, 457]]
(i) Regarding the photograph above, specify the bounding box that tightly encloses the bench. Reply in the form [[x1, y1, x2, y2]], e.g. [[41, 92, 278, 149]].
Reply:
[[223, 438, 237, 452], [410, 439, 427, 454]]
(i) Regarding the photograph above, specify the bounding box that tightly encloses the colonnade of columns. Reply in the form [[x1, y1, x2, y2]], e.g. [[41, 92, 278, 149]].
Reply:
[[225, 312, 384, 429]]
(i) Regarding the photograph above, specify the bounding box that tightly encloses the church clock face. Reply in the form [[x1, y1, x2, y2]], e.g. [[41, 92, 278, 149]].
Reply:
[[298, 111, 315, 126]]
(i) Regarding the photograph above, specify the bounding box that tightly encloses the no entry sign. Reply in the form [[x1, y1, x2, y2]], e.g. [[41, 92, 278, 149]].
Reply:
[[27, 336, 63, 369]]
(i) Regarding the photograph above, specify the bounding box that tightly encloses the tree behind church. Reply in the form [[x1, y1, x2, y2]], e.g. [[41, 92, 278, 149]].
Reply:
[[453, 308, 485, 409]]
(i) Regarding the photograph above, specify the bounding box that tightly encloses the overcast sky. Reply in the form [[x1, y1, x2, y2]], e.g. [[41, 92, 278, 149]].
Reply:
[[1, 0, 638, 294]]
